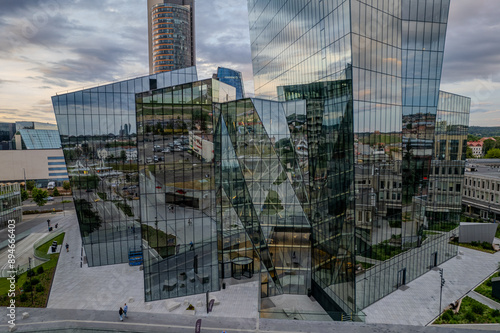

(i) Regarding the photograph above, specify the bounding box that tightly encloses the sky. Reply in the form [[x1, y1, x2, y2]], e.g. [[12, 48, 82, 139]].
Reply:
[[0, 0, 499, 126]]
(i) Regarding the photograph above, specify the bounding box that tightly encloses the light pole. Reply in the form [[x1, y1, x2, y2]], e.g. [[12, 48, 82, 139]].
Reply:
[[439, 268, 445, 314], [28, 257, 34, 305]]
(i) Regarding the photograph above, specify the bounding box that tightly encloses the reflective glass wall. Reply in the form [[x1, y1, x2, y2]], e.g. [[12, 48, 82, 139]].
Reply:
[[248, 0, 469, 315], [136, 79, 235, 301], [52, 67, 197, 267], [216, 67, 246, 99]]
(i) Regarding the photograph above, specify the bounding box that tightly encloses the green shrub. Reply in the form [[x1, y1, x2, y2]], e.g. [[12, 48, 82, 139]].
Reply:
[[37, 266, 44, 274], [30, 278, 40, 286], [35, 285, 44, 292], [441, 310, 452, 322], [22, 282, 32, 293], [464, 311, 476, 322], [492, 309, 500, 317], [471, 302, 485, 315], [27, 269, 35, 277], [19, 294, 28, 302]]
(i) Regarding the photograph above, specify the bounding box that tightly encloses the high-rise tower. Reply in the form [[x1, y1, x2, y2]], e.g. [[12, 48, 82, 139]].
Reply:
[[147, 0, 195, 74]]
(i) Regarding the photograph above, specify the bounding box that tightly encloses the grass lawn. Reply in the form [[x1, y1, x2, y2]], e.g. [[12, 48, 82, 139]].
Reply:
[[356, 261, 374, 270], [449, 241, 496, 254], [429, 223, 459, 232], [474, 271, 500, 303], [141, 225, 176, 258], [0, 233, 65, 307], [35, 233, 66, 260], [434, 296, 500, 324]]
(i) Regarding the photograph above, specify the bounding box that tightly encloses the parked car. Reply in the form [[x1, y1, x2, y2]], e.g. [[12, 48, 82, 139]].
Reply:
[[47, 196, 54, 201]]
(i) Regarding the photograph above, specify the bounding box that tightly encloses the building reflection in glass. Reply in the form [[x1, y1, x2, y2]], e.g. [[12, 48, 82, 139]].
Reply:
[[52, 67, 198, 267], [248, 0, 469, 316]]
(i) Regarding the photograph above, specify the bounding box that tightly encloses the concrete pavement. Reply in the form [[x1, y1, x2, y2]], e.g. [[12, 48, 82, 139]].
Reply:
[[0, 307, 490, 333], [362, 247, 500, 326]]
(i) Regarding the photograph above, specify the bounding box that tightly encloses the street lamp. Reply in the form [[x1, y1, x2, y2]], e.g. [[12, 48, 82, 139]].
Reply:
[[28, 257, 34, 305], [439, 268, 445, 314]]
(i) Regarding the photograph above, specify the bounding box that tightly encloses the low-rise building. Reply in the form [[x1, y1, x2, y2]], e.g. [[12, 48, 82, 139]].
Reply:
[[0, 149, 68, 187], [467, 141, 483, 158], [462, 159, 500, 221]]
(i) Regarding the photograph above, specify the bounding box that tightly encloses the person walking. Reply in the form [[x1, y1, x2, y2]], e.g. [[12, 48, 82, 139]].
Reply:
[[119, 307, 124, 321], [189, 241, 194, 251], [123, 303, 128, 318], [65, 243, 69, 252], [188, 218, 192, 226]]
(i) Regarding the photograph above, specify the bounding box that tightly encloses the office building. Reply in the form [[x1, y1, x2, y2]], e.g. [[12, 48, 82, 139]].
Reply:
[[215, 67, 246, 99], [248, 0, 469, 314], [52, 67, 198, 266], [148, 0, 195, 74], [52, 0, 471, 321], [0, 122, 16, 150], [0, 149, 68, 187], [0, 184, 22, 230], [463, 159, 500, 221]]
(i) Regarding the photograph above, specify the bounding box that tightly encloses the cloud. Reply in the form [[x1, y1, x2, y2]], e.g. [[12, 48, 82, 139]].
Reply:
[[442, 0, 500, 83]]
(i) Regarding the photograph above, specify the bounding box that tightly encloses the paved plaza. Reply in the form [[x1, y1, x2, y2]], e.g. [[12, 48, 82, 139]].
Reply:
[[2, 209, 500, 332], [363, 245, 500, 326]]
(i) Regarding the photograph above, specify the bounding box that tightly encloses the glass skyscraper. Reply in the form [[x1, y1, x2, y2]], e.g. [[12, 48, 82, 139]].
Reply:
[[248, 0, 470, 315], [216, 67, 246, 99]]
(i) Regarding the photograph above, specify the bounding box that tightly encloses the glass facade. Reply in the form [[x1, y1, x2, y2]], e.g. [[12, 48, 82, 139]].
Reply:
[[248, 0, 470, 316], [18, 129, 62, 150], [135, 79, 235, 301], [216, 67, 246, 99], [0, 184, 22, 230], [52, 67, 198, 267]]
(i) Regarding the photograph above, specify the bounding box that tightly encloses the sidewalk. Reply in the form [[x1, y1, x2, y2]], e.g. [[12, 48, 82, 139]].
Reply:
[[0, 307, 486, 333], [467, 291, 500, 310], [363, 247, 500, 326]]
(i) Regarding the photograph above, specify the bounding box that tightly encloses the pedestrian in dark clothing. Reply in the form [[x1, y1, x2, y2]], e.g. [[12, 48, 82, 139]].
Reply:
[[119, 307, 124, 321], [65, 243, 69, 252], [47, 219, 50, 227]]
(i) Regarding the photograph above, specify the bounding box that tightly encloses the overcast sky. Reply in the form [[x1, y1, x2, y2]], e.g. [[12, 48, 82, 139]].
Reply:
[[0, 0, 499, 126]]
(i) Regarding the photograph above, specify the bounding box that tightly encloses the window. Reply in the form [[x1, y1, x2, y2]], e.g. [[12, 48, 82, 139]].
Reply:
[[48, 162, 65, 165], [455, 184, 461, 192], [380, 181, 385, 189], [48, 167, 67, 171], [47, 156, 65, 160], [49, 173, 68, 176]]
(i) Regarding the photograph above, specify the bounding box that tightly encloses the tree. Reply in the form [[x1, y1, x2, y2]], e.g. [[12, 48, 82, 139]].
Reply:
[[485, 148, 500, 159], [467, 134, 480, 142], [63, 181, 71, 191], [53, 187, 60, 196], [32, 188, 48, 207], [26, 180, 35, 191], [20, 188, 29, 201], [483, 139, 496, 156], [120, 150, 127, 162], [466, 146, 474, 159], [155, 122, 163, 135]]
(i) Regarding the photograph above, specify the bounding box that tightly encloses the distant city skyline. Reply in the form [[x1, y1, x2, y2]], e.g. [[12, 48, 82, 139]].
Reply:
[[0, 0, 499, 126]]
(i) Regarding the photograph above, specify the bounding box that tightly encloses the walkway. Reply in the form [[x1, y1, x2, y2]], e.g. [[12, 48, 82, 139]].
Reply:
[[467, 291, 500, 310], [0, 307, 487, 333], [363, 247, 500, 326]]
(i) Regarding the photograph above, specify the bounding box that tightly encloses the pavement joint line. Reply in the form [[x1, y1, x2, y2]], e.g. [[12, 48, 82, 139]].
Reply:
[[0, 319, 262, 332]]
